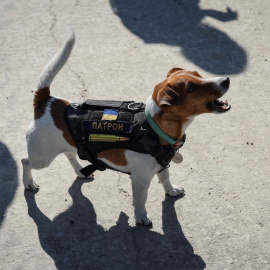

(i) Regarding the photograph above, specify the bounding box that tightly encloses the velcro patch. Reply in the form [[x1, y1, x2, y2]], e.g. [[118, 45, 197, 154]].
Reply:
[[83, 120, 133, 134]]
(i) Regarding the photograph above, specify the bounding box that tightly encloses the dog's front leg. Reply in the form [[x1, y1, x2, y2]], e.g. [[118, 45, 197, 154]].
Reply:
[[64, 152, 91, 178], [157, 168, 185, 197], [131, 175, 152, 226]]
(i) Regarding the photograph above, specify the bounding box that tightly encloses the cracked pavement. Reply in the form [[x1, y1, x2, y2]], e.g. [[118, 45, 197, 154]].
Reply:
[[1, 0, 270, 269]]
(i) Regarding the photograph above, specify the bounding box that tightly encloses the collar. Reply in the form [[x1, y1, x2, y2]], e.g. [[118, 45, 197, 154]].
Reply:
[[145, 106, 186, 149]]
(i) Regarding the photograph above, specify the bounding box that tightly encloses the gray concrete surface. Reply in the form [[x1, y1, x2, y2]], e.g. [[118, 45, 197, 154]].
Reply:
[[0, 0, 269, 269]]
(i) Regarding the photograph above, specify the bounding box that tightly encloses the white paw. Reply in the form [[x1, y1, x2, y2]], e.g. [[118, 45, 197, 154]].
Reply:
[[167, 185, 185, 197], [135, 213, 152, 226], [77, 172, 94, 179], [24, 180, 40, 190]]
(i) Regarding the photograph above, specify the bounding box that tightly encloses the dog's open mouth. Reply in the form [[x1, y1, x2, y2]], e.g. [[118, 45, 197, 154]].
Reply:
[[207, 99, 231, 113]]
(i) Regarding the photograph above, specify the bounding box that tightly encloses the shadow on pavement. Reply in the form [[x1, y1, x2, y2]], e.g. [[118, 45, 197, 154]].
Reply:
[[0, 141, 18, 227], [110, 0, 247, 75], [25, 178, 205, 270]]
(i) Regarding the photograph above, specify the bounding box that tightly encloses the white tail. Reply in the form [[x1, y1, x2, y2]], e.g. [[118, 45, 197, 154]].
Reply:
[[36, 30, 75, 89]]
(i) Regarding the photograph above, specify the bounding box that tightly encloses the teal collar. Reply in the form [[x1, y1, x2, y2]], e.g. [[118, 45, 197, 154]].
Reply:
[[145, 106, 186, 148]]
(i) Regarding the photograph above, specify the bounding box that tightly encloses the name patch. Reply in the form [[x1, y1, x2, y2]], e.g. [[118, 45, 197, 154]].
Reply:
[[83, 120, 133, 134]]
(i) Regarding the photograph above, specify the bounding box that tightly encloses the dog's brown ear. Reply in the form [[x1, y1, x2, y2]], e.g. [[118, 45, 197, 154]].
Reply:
[[158, 85, 183, 107], [167, 67, 184, 77]]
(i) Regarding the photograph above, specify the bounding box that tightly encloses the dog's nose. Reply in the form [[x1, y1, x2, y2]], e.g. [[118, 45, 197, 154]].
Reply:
[[220, 77, 230, 88]]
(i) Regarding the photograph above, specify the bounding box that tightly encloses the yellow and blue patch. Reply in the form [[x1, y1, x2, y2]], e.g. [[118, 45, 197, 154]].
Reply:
[[101, 109, 119, 121]]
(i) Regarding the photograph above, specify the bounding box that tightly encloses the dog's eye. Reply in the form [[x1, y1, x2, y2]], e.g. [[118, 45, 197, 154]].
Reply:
[[188, 84, 197, 93]]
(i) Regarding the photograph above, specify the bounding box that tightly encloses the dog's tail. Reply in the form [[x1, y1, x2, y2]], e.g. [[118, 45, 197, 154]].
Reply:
[[33, 31, 75, 119], [36, 30, 75, 90]]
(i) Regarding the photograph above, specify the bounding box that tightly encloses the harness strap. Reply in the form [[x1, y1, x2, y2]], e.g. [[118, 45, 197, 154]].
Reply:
[[80, 164, 105, 177]]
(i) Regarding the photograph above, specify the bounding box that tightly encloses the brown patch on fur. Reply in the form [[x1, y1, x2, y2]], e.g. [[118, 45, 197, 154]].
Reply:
[[153, 113, 189, 145], [97, 149, 127, 166], [50, 98, 76, 147], [33, 87, 51, 119]]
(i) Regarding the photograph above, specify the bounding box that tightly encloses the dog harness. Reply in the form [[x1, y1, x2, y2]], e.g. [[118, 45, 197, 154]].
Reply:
[[64, 99, 186, 177]]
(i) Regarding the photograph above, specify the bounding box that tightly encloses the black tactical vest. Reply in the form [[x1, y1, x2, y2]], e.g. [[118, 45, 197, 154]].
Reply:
[[64, 99, 185, 177]]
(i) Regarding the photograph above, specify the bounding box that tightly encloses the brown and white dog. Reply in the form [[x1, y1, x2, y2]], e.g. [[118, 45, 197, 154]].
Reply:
[[22, 31, 230, 225]]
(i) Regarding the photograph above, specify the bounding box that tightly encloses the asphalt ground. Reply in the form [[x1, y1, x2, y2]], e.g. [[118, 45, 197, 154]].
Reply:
[[0, 0, 269, 269]]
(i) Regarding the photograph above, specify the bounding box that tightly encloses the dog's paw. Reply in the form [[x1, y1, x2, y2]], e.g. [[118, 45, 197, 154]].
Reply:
[[76, 172, 94, 179], [166, 185, 185, 197], [135, 213, 152, 226], [24, 180, 40, 191]]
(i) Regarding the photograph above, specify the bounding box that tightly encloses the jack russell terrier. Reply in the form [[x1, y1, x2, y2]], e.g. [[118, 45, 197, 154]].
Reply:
[[22, 31, 230, 226]]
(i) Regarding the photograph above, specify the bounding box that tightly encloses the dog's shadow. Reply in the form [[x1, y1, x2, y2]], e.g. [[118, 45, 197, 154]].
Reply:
[[25, 178, 206, 270], [0, 141, 18, 226], [110, 0, 247, 75]]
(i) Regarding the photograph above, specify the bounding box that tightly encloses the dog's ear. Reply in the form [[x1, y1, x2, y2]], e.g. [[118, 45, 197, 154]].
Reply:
[[167, 67, 184, 77], [158, 84, 183, 107]]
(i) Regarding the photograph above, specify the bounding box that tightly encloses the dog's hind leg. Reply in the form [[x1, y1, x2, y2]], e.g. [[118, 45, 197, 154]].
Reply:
[[157, 168, 185, 197], [22, 138, 61, 190], [21, 156, 40, 190]]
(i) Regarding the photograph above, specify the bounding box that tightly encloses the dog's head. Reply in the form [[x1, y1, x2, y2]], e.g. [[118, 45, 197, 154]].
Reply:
[[153, 68, 231, 118]]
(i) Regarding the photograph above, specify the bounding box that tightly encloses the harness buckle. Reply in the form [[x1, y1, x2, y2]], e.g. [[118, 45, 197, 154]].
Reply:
[[127, 102, 144, 112]]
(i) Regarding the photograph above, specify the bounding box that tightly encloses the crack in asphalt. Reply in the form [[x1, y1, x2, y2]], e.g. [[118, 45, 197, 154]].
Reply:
[[49, 0, 57, 43], [48, 0, 88, 99], [117, 172, 132, 204], [74, 72, 88, 99]]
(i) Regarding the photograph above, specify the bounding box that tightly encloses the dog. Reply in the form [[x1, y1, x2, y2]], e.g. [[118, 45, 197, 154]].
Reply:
[[22, 31, 230, 226]]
